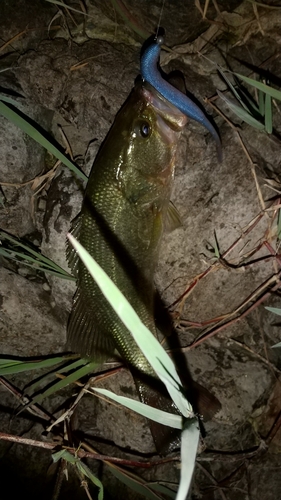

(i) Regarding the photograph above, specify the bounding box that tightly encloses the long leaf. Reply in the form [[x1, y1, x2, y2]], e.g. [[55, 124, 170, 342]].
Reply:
[[67, 234, 193, 418], [217, 90, 265, 130], [52, 450, 104, 499], [31, 360, 98, 404], [265, 306, 281, 317], [176, 419, 200, 500], [109, 465, 166, 500], [272, 342, 281, 348], [218, 68, 253, 113], [234, 73, 281, 102], [147, 483, 177, 499], [76, 461, 104, 499], [0, 356, 66, 375], [0, 94, 25, 105], [0, 230, 74, 280], [258, 89, 265, 117], [93, 387, 182, 428], [26, 358, 85, 394], [265, 91, 272, 134], [0, 100, 87, 182]]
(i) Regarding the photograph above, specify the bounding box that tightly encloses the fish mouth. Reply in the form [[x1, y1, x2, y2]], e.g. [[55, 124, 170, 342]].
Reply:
[[141, 82, 188, 135]]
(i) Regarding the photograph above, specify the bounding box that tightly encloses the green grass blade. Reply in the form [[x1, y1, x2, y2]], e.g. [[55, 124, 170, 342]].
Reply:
[[31, 360, 99, 404], [0, 100, 87, 182], [217, 90, 265, 130], [0, 230, 74, 280], [176, 419, 200, 500], [26, 358, 85, 394], [218, 68, 252, 112], [147, 483, 176, 498], [258, 89, 265, 117], [109, 465, 166, 500], [93, 387, 182, 429], [68, 234, 193, 418], [265, 92, 272, 134], [76, 462, 104, 499], [237, 86, 261, 115], [54, 446, 172, 500], [0, 248, 74, 280], [0, 94, 24, 105], [234, 73, 281, 101], [265, 306, 281, 317], [0, 356, 67, 375], [52, 450, 104, 499], [272, 342, 281, 348]]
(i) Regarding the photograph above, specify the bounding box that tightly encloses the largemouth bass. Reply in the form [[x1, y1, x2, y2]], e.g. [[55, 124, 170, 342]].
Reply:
[[67, 46, 221, 453], [67, 80, 189, 451]]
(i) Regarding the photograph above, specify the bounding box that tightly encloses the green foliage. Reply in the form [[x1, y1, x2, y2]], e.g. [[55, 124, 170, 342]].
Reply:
[[0, 355, 67, 375], [52, 450, 104, 500], [218, 69, 281, 133], [0, 230, 75, 280], [108, 465, 171, 500], [0, 97, 87, 182]]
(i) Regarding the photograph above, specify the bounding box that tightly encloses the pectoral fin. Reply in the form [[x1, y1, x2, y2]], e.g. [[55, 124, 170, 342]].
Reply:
[[165, 201, 183, 232]]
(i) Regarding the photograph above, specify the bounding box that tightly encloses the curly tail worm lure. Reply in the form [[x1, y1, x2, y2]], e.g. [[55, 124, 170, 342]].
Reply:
[[140, 36, 222, 161]]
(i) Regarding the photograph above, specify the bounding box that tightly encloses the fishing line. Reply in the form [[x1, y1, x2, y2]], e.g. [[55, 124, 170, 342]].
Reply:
[[156, 0, 166, 39]]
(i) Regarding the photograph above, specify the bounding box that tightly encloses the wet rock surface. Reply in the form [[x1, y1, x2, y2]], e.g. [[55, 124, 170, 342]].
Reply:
[[1, 1, 281, 499]]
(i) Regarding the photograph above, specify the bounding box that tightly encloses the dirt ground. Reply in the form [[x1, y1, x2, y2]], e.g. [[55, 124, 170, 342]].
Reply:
[[1, 1, 281, 499]]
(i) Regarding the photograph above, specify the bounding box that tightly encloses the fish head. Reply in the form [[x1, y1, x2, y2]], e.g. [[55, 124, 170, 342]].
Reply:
[[112, 81, 188, 208], [125, 81, 188, 179]]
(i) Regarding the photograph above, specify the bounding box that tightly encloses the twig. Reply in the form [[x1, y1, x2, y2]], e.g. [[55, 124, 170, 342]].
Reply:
[[0, 432, 179, 468], [51, 459, 67, 500], [169, 210, 265, 311], [179, 270, 281, 350], [197, 462, 227, 500], [197, 441, 267, 463], [0, 376, 55, 421]]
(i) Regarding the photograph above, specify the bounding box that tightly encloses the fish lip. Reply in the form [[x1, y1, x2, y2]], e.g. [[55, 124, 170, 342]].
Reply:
[[141, 82, 188, 131]]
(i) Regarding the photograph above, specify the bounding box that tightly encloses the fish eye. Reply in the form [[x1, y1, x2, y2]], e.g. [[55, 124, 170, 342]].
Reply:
[[140, 121, 151, 138]]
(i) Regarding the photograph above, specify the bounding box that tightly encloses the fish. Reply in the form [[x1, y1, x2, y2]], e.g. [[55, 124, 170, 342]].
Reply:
[[67, 39, 221, 455], [140, 35, 222, 161]]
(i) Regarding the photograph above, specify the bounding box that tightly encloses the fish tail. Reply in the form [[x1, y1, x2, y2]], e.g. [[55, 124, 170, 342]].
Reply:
[[133, 374, 181, 455], [133, 373, 221, 455]]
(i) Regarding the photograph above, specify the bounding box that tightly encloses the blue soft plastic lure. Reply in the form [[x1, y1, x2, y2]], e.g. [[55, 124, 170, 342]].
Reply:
[[141, 36, 222, 161]]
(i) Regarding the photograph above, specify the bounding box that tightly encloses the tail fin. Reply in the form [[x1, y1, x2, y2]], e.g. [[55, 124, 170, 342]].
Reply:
[[133, 374, 221, 455]]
